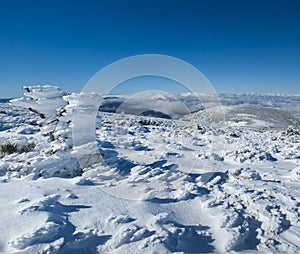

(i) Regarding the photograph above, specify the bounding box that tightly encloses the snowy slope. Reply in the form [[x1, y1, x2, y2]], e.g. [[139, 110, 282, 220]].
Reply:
[[0, 86, 299, 253]]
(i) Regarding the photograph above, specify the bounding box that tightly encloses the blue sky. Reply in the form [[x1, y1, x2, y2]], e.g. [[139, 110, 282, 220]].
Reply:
[[0, 0, 300, 97]]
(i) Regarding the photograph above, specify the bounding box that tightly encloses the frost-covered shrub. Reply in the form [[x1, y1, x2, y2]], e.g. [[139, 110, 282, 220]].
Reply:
[[21, 142, 36, 153], [0, 141, 36, 156], [9, 85, 69, 142], [138, 119, 159, 126], [0, 142, 18, 156], [229, 132, 240, 138], [286, 127, 300, 136]]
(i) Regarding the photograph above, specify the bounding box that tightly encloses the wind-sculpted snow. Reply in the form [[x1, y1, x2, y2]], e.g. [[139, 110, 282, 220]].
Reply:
[[0, 86, 299, 253]]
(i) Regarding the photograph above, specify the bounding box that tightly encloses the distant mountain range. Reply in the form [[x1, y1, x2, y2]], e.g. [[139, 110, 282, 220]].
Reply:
[[0, 98, 12, 103]]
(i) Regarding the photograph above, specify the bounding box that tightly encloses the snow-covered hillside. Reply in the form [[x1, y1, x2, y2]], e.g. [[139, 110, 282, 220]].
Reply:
[[0, 86, 299, 253]]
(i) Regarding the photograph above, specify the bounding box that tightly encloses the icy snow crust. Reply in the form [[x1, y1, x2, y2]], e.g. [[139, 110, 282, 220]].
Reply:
[[0, 86, 299, 253]]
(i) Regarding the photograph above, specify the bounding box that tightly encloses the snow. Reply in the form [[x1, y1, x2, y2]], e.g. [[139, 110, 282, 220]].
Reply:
[[0, 86, 299, 253]]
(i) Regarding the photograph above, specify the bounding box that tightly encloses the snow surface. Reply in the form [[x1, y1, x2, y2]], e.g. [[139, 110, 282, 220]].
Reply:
[[0, 86, 299, 253]]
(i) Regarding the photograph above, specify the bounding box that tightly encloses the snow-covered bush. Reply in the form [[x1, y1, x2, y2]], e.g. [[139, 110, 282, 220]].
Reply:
[[0, 141, 36, 157], [0, 141, 18, 156], [138, 119, 159, 126], [286, 126, 300, 136], [20, 142, 36, 153]]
